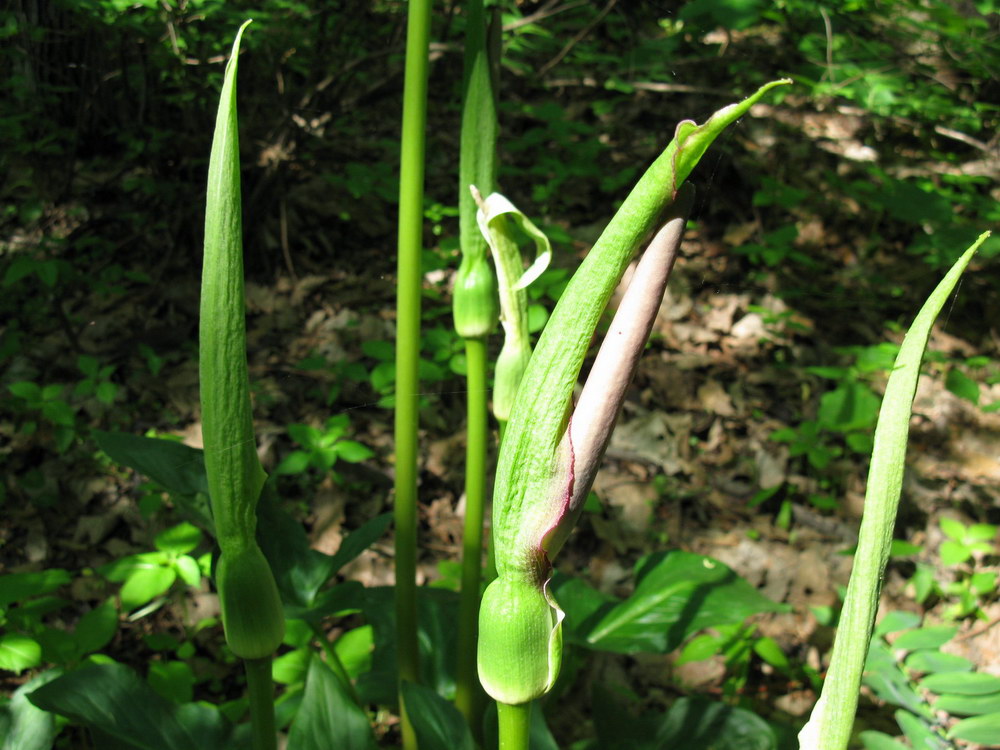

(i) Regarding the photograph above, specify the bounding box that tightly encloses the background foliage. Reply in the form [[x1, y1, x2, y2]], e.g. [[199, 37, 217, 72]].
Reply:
[[1, 0, 998, 747]]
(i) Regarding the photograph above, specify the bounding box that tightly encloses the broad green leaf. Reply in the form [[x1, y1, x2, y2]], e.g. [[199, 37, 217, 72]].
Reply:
[[945, 368, 979, 404], [73, 598, 118, 658], [921, 671, 1000, 696], [327, 513, 393, 576], [935, 692, 1000, 716], [286, 656, 376, 750], [355, 587, 458, 707], [593, 686, 777, 750], [863, 641, 931, 718], [859, 730, 908, 750], [874, 612, 920, 638], [947, 711, 1000, 744], [334, 625, 374, 681], [147, 660, 195, 704], [939, 516, 966, 541], [119, 566, 176, 610], [334, 440, 374, 463], [154, 523, 202, 555], [0, 635, 42, 674], [273, 647, 311, 685], [0, 669, 62, 750], [800, 232, 988, 750], [0, 569, 71, 608], [27, 661, 232, 750], [567, 552, 786, 654], [892, 625, 957, 651], [905, 650, 972, 674], [401, 682, 475, 750], [93, 431, 209, 498], [894, 710, 948, 750]]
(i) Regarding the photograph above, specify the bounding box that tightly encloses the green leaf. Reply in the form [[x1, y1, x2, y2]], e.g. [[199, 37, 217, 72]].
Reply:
[[800, 232, 988, 750], [864, 640, 930, 717], [753, 637, 790, 670], [355, 587, 458, 706], [921, 672, 1000, 696], [966, 523, 997, 542], [593, 687, 777, 750], [945, 368, 980, 404], [334, 626, 374, 681], [334, 440, 374, 463], [859, 730, 908, 750], [0, 569, 71, 608], [905, 650, 972, 675], [27, 661, 233, 750], [74, 598, 119, 658], [894, 710, 948, 750], [275, 450, 311, 475], [675, 633, 724, 665], [8, 381, 41, 401], [935, 692, 1000, 716], [0, 669, 62, 750], [173, 556, 202, 588], [818, 382, 881, 432], [155, 523, 203, 555], [892, 625, 957, 651], [939, 540, 971, 565], [565, 551, 786, 654], [875, 609, 920, 635], [147, 660, 195, 704], [948, 711, 1000, 744], [93, 432, 209, 499], [286, 656, 376, 750], [273, 647, 311, 685], [327, 513, 393, 577], [0, 635, 42, 674], [401, 682, 475, 750], [939, 517, 967, 541], [120, 566, 176, 610]]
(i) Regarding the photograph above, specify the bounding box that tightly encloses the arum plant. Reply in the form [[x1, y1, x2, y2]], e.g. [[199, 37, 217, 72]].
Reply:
[[453, 0, 499, 726], [200, 20, 284, 750], [473, 187, 552, 435], [394, 0, 432, 747], [477, 79, 790, 748], [798, 230, 989, 750]]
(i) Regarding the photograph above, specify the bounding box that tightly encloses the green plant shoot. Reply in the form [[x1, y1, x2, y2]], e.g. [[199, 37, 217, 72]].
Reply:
[[473, 187, 552, 428], [200, 19, 284, 664], [477, 79, 791, 709], [200, 20, 283, 750], [798, 230, 989, 750], [453, 0, 500, 729]]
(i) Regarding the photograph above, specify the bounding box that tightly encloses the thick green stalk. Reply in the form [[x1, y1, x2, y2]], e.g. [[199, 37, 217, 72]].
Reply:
[[395, 1, 432, 747], [497, 701, 531, 750], [798, 232, 988, 750], [201, 21, 282, 750], [453, 0, 498, 730], [244, 657, 277, 750], [455, 336, 488, 723]]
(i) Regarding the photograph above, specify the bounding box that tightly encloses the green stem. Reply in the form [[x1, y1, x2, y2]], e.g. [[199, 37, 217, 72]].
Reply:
[[308, 621, 361, 707], [497, 701, 531, 750], [456, 336, 488, 727], [395, 1, 432, 748], [244, 657, 277, 750]]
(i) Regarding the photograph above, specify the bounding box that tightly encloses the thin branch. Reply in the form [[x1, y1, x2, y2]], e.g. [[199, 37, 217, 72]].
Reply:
[[502, 0, 590, 32], [537, 0, 618, 78]]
